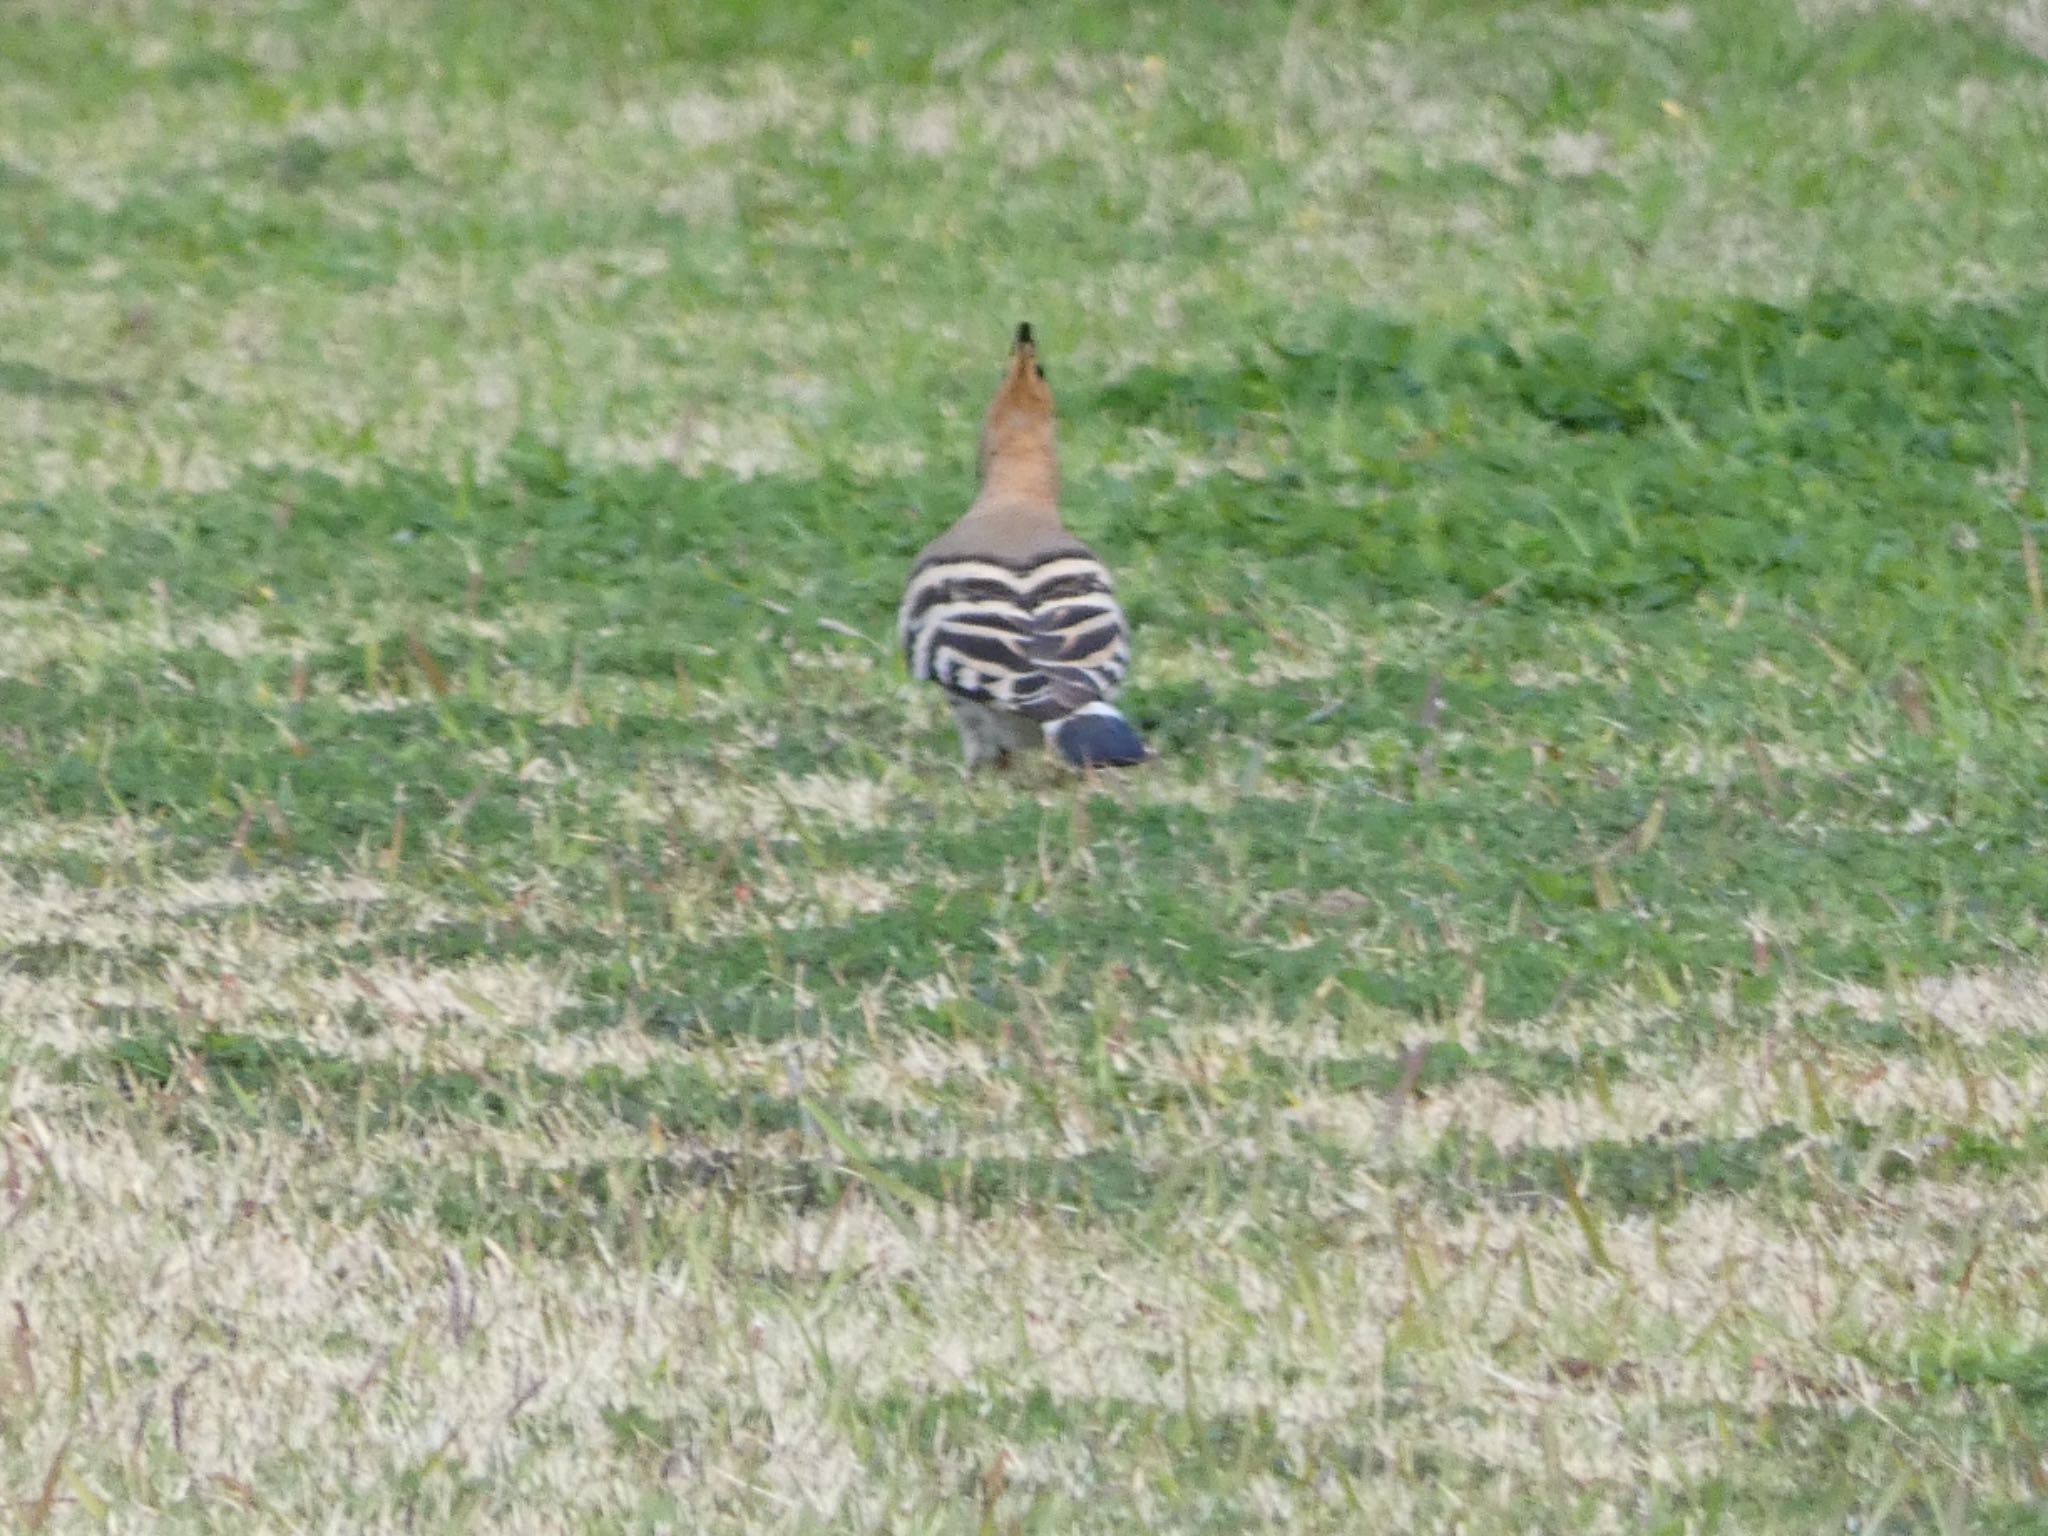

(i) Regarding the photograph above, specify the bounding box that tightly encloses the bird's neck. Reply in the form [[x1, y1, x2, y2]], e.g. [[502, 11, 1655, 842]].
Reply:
[[977, 445, 1060, 511]]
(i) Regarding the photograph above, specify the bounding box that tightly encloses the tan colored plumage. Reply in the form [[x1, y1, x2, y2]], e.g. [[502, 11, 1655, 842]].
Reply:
[[899, 324, 1147, 771]]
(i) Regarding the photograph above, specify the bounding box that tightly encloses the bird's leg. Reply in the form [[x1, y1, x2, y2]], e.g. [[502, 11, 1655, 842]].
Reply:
[[959, 734, 1006, 773], [948, 698, 1012, 773]]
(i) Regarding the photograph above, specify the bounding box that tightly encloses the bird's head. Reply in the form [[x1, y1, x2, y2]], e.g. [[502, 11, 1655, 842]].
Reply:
[[978, 322, 1057, 489]]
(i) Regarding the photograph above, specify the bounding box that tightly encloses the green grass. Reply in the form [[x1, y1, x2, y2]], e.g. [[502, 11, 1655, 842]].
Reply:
[[6, 0, 2048, 1529]]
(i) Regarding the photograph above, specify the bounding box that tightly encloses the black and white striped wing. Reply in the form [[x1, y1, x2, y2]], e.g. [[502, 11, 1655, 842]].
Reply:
[[899, 555, 1129, 721]]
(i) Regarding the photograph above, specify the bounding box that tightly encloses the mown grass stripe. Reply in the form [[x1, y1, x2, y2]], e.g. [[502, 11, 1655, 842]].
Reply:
[[65, 1025, 2048, 1241]]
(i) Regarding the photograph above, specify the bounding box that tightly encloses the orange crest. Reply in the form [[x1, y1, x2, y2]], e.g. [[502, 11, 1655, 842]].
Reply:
[[978, 322, 1057, 493]]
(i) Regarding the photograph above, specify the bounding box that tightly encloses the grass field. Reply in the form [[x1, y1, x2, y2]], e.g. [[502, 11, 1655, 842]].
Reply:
[[6, 0, 2048, 1528]]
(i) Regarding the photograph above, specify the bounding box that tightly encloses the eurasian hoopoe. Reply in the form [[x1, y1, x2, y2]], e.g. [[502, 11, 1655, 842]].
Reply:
[[899, 323, 1148, 771]]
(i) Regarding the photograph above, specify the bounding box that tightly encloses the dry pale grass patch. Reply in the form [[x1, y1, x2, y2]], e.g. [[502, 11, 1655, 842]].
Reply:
[[0, 837, 2036, 1521], [4, 1034, 2044, 1528]]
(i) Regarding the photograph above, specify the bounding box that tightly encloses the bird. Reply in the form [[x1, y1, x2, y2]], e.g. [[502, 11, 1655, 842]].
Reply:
[[899, 323, 1148, 771]]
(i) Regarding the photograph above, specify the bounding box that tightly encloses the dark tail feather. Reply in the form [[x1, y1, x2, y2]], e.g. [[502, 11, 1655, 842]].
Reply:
[[1044, 703, 1148, 768]]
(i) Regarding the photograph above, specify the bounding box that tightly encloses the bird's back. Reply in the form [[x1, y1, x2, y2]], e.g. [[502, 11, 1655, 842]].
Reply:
[[898, 519, 1130, 723]]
